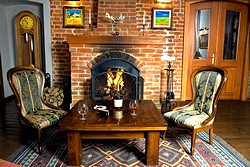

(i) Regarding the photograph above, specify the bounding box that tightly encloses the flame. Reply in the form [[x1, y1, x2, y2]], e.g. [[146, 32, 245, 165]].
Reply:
[[107, 69, 114, 88], [107, 68, 124, 92]]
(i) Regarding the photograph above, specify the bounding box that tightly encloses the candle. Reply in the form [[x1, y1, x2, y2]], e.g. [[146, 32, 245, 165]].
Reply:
[[89, 9, 91, 25], [143, 11, 146, 25]]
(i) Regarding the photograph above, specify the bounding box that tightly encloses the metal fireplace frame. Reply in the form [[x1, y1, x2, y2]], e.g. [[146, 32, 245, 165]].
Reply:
[[91, 58, 143, 100]]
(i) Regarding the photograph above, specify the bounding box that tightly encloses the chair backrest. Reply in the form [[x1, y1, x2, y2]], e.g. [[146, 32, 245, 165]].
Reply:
[[7, 65, 45, 117], [192, 67, 227, 116]]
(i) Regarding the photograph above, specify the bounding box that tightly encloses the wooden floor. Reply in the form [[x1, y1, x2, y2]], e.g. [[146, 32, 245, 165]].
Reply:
[[0, 99, 250, 162]]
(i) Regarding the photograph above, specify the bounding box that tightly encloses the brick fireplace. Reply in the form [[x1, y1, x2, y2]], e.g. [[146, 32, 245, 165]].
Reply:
[[68, 35, 166, 108], [49, 0, 184, 109], [90, 50, 144, 100]]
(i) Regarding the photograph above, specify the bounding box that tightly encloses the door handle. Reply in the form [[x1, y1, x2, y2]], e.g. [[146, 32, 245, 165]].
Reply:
[[212, 54, 215, 64]]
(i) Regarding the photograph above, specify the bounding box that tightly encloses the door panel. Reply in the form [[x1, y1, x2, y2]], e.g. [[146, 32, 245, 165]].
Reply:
[[222, 67, 236, 98], [184, 1, 248, 100], [216, 2, 248, 99], [186, 1, 219, 99]]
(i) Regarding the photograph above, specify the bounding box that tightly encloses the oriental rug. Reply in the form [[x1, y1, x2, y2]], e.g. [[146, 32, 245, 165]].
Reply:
[[8, 127, 250, 167]]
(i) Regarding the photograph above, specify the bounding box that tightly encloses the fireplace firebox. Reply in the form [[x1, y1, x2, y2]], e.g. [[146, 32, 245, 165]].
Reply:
[[91, 51, 143, 100]]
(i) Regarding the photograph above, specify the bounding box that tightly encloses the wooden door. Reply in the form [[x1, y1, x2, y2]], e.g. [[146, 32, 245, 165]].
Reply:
[[183, 1, 249, 100], [215, 2, 248, 99]]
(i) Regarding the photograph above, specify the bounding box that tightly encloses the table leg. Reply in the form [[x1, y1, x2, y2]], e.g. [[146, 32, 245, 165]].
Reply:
[[67, 132, 82, 166], [146, 131, 160, 165]]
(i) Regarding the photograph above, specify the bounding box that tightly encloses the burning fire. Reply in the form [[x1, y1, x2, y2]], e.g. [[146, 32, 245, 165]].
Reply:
[[107, 68, 124, 92], [95, 68, 128, 99]]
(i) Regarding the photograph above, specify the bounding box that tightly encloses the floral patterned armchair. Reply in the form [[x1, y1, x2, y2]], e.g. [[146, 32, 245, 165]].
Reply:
[[7, 65, 68, 154], [164, 66, 227, 155]]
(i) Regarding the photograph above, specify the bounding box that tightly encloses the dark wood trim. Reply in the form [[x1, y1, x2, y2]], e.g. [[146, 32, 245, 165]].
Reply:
[[67, 35, 166, 45]]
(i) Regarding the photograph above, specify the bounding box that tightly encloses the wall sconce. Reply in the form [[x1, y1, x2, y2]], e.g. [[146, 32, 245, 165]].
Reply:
[[157, 0, 172, 2], [65, 0, 80, 6], [156, 0, 172, 8], [157, 0, 182, 12]]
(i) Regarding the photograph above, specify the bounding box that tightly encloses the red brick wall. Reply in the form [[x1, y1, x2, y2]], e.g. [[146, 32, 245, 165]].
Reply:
[[50, 0, 184, 108], [69, 40, 165, 107]]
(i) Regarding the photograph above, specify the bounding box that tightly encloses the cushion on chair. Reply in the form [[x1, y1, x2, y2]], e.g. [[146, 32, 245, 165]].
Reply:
[[164, 109, 211, 128], [25, 109, 67, 129], [12, 70, 44, 116], [11, 69, 67, 129], [164, 71, 222, 129], [193, 71, 222, 116]]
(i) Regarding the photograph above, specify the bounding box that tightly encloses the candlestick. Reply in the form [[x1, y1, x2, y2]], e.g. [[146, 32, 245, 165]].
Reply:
[[143, 11, 146, 25], [89, 9, 91, 25]]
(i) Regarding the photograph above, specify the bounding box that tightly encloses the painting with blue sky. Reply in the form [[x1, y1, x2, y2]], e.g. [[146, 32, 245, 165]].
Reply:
[[152, 8, 172, 29], [63, 6, 84, 28]]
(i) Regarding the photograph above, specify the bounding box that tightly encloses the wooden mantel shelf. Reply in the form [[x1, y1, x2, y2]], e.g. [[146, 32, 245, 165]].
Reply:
[[67, 35, 166, 45]]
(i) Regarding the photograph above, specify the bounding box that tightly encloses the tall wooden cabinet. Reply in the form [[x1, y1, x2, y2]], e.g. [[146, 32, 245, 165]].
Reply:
[[182, 0, 249, 100]]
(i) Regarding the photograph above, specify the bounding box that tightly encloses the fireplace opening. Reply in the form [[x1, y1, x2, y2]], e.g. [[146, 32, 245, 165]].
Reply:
[[91, 52, 143, 100]]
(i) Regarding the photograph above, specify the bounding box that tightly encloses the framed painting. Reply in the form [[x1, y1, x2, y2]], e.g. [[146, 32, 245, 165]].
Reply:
[[199, 34, 208, 49], [151, 8, 172, 29], [63, 6, 85, 28]]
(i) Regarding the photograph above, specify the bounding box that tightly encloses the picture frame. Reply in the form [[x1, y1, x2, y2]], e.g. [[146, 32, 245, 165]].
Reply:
[[63, 6, 85, 28], [199, 34, 208, 49], [151, 8, 172, 29]]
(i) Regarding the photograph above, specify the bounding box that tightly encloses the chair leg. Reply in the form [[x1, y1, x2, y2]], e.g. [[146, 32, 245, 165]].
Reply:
[[190, 130, 197, 156], [162, 130, 167, 140], [38, 129, 43, 154], [209, 126, 214, 145]]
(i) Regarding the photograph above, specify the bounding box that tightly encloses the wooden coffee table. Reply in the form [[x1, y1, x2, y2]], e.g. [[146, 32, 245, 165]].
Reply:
[[59, 100, 167, 166]]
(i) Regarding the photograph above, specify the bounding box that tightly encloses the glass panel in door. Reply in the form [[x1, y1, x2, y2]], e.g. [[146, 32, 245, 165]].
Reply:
[[194, 9, 210, 59], [223, 10, 240, 60]]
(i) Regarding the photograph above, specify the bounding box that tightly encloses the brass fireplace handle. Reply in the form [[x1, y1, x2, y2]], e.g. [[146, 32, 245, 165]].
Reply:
[[212, 54, 215, 64]]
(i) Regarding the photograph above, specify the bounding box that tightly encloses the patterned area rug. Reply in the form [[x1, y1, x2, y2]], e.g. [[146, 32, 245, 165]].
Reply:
[[8, 127, 250, 167]]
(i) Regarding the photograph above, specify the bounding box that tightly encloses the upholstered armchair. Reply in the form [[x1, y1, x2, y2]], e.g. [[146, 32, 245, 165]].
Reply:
[[7, 65, 68, 154], [164, 66, 227, 155]]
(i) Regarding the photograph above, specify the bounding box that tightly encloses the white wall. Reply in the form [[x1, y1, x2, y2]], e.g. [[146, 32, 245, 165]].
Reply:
[[28, 0, 52, 76], [0, 4, 14, 97], [0, 0, 52, 98]]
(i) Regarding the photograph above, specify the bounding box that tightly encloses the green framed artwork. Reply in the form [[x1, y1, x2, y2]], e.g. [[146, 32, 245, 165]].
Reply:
[[151, 8, 172, 29], [63, 6, 85, 28]]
